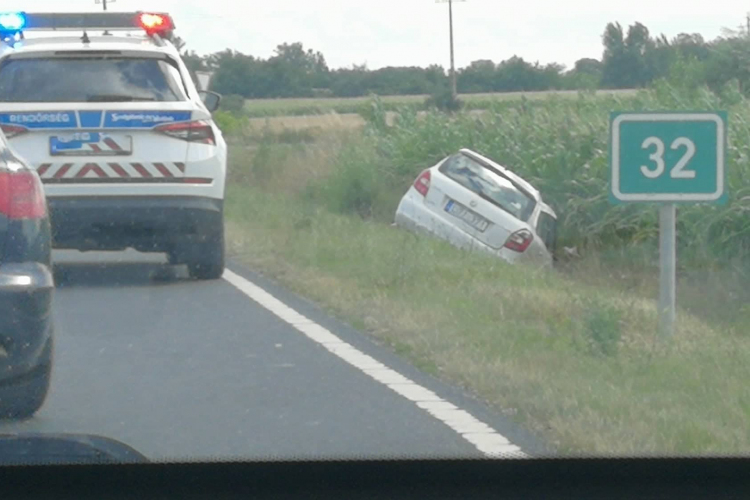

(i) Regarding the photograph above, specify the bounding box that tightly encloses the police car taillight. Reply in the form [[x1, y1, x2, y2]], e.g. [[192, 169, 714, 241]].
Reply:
[[154, 120, 215, 145], [0, 124, 28, 139]]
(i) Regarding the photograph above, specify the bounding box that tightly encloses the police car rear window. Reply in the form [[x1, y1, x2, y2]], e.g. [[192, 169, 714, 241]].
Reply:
[[0, 57, 188, 103]]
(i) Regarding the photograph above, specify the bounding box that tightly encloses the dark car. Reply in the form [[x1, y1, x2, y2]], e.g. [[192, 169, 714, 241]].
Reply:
[[0, 130, 54, 419]]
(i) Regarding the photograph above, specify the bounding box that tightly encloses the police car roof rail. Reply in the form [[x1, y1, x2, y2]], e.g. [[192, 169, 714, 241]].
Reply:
[[151, 34, 166, 48]]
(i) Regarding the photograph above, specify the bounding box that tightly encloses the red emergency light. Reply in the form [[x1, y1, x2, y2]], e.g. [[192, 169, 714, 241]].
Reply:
[[137, 12, 174, 36]]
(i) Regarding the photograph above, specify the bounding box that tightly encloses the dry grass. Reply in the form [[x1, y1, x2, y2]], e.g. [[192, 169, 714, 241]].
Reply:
[[244, 113, 367, 135], [241, 111, 429, 136], [238, 88, 641, 135], [238, 110, 499, 145], [243, 89, 640, 117], [461, 89, 638, 101]]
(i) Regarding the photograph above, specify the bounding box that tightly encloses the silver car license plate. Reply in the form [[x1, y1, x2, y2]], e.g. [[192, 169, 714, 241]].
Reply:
[[445, 199, 490, 232]]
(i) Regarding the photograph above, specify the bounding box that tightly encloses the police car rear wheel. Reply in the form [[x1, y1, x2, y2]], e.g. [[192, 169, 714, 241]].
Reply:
[[186, 230, 225, 280]]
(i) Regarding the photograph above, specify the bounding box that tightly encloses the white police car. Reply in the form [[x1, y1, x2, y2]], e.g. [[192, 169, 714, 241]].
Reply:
[[0, 12, 227, 279]]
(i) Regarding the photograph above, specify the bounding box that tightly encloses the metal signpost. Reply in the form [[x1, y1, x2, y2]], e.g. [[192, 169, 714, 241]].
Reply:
[[609, 112, 727, 339], [195, 71, 214, 91]]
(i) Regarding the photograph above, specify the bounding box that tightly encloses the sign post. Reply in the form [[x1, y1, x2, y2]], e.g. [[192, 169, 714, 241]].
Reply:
[[658, 204, 676, 339], [609, 112, 727, 339], [195, 71, 214, 91]]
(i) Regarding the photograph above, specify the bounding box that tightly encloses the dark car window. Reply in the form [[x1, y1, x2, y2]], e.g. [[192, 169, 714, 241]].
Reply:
[[0, 57, 188, 102], [536, 210, 557, 252], [439, 154, 537, 221]]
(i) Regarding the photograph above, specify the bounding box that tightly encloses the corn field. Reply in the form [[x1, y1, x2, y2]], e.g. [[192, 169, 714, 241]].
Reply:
[[314, 81, 750, 268]]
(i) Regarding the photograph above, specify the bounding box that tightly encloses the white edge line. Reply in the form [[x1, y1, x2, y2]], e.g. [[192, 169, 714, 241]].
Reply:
[[611, 113, 725, 202], [222, 268, 528, 459]]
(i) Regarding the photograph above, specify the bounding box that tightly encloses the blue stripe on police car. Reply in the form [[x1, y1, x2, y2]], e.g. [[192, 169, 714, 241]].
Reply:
[[0, 111, 77, 129], [78, 111, 103, 128], [103, 111, 192, 128]]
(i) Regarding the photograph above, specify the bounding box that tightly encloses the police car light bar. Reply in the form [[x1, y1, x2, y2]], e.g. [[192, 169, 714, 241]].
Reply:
[[0, 12, 175, 36]]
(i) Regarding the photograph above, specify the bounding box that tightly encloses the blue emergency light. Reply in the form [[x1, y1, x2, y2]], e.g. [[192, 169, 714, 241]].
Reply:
[[0, 12, 26, 34]]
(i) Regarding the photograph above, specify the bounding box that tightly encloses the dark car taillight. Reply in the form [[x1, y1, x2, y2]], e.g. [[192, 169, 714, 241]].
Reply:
[[413, 169, 431, 197], [153, 120, 215, 145], [0, 169, 46, 219], [503, 229, 533, 253], [0, 124, 28, 139]]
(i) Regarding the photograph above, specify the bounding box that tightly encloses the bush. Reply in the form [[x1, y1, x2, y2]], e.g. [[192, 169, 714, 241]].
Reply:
[[582, 298, 622, 357], [313, 137, 393, 219], [718, 79, 744, 107], [424, 87, 462, 112], [249, 140, 289, 186], [214, 111, 242, 136], [311, 88, 334, 98], [219, 94, 247, 115], [357, 94, 389, 131]]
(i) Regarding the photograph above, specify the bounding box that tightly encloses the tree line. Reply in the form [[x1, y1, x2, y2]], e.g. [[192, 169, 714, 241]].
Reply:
[[177, 19, 750, 99]]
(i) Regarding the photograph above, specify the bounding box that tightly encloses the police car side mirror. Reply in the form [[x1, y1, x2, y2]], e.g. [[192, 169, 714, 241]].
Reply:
[[198, 91, 221, 113]]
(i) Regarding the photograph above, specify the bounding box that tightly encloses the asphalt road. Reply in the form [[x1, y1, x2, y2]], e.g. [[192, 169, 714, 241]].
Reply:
[[0, 250, 544, 462]]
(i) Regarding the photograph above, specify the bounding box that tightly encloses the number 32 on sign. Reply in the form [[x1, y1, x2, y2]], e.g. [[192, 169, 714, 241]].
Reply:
[[610, 112, 727, 204], [608, 111, 727, 340]]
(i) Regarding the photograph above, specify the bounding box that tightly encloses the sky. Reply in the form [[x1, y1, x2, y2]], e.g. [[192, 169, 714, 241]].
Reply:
[[15, 0, 750, 71]]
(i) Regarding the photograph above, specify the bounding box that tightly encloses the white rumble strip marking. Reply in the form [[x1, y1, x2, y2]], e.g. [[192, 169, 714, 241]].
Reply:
[[223, 269, 526, 458]]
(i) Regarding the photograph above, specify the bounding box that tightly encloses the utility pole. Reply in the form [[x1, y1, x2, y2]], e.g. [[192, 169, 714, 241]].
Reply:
[[448, 0, 456, 99], [436, 0, 465, 100], [95, 0, 115, 11], [95, 0, 114, 36]]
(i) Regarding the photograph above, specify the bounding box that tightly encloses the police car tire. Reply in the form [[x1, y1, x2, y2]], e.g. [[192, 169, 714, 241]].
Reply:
[[187, 229, 225, 280], [0, 338, 53, 420]]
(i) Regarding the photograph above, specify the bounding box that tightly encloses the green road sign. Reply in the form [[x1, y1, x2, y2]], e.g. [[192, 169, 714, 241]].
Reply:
[[609, 112, 727, 204]]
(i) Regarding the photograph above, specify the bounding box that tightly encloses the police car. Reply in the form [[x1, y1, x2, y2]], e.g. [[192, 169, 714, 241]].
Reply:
[[0, 12, 227, 280]]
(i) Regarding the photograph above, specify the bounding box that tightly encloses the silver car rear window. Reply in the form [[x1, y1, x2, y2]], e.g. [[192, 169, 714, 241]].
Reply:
[[439, 154, 537, 222]]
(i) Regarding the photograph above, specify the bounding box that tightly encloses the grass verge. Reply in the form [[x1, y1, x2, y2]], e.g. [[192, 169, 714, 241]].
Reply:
[[225, 183, 750, 456]]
